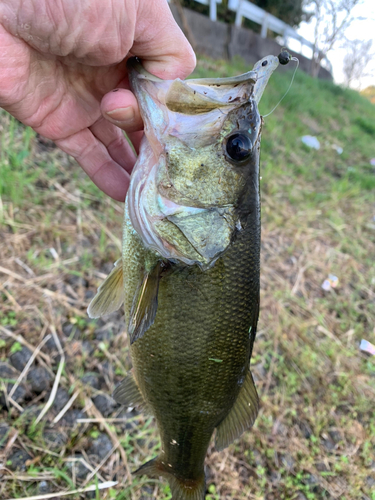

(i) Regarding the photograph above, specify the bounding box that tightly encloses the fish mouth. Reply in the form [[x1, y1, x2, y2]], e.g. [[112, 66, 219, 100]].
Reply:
[[127, 55, 279, 106], [126, 57, 275, 267]]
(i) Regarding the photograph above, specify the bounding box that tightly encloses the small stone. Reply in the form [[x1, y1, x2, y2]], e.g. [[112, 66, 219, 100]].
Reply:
[[7, 448, 32, 471], [81, 372, 101, 389], [101, 361, 114, 381], [85, 492, 97, 500], [140, 485, 154, 500], [62, 322, 75, 338], [27, 366, 52, 394], [43, 429, 68, 451], [10, 346, 32, 371], [10, 383, 28, 404], [66, 455, 88, 479], [44, 336, 58, 352], [95, 329, 114, 342], [328, 429, 343, 444], [88, 433, 113, 460], [303, 473, 319, 485], [315, 461, 329, 472], [66, 275, 88, 288], [93, 393, 117, 417], [81, 341, 95, 356], [85, 289, 95, 300], [38, 481, 50, 494], [251, 449, 264, 467], [321, 436, 335, 451], [299, 421, 312, 439], [295, 493, 307, 500], [52, 387, 70, 413], [0, 423, 10, 448], [21, 405, 42, 424], [60, 409, 85, 427], [269, 470, 281, 483], [282, 453, 294, 470], [0, 362, 18, 380], [365, 476, 375, 488]]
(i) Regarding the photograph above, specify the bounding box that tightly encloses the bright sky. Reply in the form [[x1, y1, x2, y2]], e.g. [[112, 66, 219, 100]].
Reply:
[[294, 0, 375, 89]]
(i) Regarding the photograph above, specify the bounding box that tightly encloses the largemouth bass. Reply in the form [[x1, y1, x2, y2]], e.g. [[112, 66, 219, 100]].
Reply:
[[88, 54, 283, 500]]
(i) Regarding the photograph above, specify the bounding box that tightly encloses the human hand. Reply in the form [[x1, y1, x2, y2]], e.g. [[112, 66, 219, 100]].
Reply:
[[0, 0, 195, 201]]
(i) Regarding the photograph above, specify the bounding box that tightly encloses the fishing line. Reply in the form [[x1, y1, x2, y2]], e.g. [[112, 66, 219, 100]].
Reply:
[[262, 55, 299, 118]]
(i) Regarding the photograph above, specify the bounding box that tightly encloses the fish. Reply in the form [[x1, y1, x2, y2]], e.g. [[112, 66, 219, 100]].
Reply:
[[88, 54, 283, 500]]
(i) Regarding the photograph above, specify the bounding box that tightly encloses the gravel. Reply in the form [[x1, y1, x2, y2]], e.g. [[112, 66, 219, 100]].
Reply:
[[62, 322, 80, 339], [9, 383, 28, 404], [27, 366, 52, 394], [52, 387, 70, 413], [0, 362, 19, 380], [92, 393, 117, 417], [60, 409, 85, 427], [10, 346, 32, 371], [88, 433, 113, 460], [7, 448, 32, 471], [66, 455, 89, 480], [0, 423, 10, 448], [43, 429, 68, 451], [81, 372, 101, 390], [38, 481, 51, 494]]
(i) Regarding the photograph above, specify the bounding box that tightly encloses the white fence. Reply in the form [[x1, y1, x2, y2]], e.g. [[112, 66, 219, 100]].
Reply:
[[167, 0, 328, 67], [228, 0, 314, 52], [167, 0, 221, 21]]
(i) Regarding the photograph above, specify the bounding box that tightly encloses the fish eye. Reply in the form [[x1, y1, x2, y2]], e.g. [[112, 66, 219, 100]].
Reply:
[[226, 133, 253, 162], [262, 60, 268, 67]]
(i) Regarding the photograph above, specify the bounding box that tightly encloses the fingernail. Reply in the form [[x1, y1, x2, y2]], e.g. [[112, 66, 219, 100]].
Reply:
[[106, 106, 134, 122]]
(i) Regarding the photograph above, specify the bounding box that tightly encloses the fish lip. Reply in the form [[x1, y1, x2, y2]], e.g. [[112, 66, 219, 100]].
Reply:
[[126, 56, 258, 87], [127, 57, 163, 82]]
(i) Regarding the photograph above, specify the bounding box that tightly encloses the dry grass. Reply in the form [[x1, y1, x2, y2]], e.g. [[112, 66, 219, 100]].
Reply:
[[1, 57, 375, 500]]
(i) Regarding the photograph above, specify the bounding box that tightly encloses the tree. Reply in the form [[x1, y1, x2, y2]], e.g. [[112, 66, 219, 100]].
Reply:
[[180, 0, 307, 28], [342, 39, 373, 88], [253, 0, 307, 27], [306, 0, 364, 77]]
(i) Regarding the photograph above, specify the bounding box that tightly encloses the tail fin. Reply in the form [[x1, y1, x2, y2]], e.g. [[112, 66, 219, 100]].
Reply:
[[134, 456, 206, 500]]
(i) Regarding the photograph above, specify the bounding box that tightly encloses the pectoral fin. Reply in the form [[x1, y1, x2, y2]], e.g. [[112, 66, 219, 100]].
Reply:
[[128, 261, 163, 344], [215, 369, 259, 451], [87, 259, 124, 318], [113, 372, 146, 408]]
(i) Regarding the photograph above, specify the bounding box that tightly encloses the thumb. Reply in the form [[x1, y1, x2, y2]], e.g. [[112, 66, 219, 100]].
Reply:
[[132, 0, 196, 80]]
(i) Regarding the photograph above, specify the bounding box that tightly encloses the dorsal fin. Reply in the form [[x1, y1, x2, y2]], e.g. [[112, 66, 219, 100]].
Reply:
[[87, 259, 124, 318], [215, 369, 259, 451]]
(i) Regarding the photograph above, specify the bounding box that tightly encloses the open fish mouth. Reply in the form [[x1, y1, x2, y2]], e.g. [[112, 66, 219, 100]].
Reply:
[[127, 56, 279, 268]]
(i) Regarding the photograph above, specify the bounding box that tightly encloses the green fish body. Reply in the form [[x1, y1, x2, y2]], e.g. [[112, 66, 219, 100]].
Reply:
[[88, 55, 280, 499]]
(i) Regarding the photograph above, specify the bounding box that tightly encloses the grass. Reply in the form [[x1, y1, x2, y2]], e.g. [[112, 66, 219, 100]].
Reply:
[[0, 55, 375, 500]]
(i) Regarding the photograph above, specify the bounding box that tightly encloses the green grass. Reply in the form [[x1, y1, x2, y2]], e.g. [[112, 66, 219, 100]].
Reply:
[[0, 55, 374, 500]]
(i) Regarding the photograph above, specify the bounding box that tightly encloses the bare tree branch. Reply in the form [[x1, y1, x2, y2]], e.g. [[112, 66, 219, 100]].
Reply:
[[306, 0, 364, 77], [343, 39, 373, 87]]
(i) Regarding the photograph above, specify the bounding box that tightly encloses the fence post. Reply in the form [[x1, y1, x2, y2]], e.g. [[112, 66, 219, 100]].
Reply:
[[260, 14, 269, 38], [209, 0, 217, 21], [235, 0, 243, 27]]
